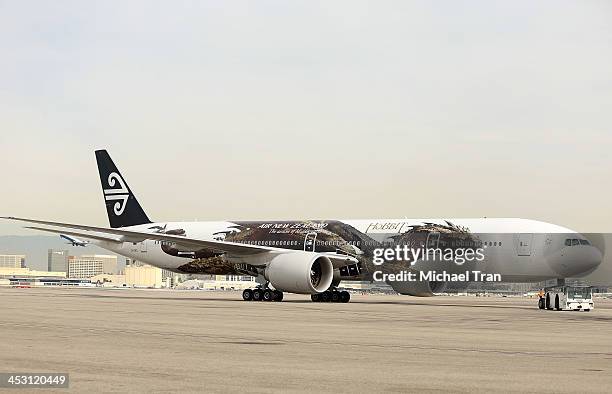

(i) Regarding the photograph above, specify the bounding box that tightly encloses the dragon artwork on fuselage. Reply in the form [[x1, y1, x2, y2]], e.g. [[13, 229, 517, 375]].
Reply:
[[153, 220, 482, 278], [380, 222, 483, 279]]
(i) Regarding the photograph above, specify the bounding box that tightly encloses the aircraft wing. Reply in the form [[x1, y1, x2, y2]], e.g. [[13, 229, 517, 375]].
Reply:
[[4, 216, 271, 255], [26, 226, 121, 244], [3, 217, 359, 267]]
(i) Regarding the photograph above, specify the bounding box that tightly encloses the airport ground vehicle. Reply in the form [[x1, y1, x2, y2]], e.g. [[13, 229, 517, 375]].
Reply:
[[538, 286, 594, 311]]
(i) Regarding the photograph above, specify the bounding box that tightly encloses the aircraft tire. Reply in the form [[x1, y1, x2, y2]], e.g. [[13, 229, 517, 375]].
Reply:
[[253, 289, 263, 301], [263, 289, 274, 301], [321, 291, 331, 302], [340, 291, 350, 303], [331, 291, 340, 303], [242, 289, 253, 301]]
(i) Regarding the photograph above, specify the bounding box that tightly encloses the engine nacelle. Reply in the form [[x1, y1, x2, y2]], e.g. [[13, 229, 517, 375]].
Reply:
[[387, 280, 447, 297], [264, 252, 333, 294]]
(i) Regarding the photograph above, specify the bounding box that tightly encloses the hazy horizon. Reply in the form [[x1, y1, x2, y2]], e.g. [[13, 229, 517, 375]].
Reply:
[[0, 234, 124, 272], [2, 1, 611, 235]]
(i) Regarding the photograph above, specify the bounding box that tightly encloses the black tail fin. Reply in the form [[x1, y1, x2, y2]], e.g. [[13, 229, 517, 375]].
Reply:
[[95, 150, 151, 228]]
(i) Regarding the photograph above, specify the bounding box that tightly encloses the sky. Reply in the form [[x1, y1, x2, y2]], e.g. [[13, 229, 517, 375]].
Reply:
[[1, 0, 611, 236]]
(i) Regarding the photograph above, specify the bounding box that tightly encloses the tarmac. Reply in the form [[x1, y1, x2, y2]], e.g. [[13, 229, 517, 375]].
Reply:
[[1, 287, 611, 393]]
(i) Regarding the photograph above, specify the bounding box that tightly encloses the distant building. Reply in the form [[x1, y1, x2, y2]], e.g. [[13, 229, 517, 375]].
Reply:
[[1, 276, 90, 287], [0, 266, 66, 278], [0, 254, 26, 268], [125, 264, 163, 288], [340, 280, 376, 290], [82, 255, 118, 274], [216, 275, 256, 282], [68, 255, 118, 279], [68, 257, 102, 279], [202, 275, 255, 290], [48, 249, 69, 272], [177, 277, 255, 291], [125, 260, 185, 287]]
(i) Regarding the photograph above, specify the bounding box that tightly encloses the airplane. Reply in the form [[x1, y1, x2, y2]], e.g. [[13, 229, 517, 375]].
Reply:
[[1, 150, 604, 303], [60, 234, 88, 247]]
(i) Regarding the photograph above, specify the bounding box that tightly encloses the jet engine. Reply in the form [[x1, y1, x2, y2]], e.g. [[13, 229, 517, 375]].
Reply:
[[387, 280, 447, 297], [264, 252, 333, 294]]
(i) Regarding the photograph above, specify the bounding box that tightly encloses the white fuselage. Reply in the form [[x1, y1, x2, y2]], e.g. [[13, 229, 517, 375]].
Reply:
[[94, 218, 602, 282]]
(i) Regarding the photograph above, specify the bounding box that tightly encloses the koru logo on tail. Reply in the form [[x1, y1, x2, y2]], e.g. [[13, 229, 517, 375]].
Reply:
[[104, 172, 129, 215]]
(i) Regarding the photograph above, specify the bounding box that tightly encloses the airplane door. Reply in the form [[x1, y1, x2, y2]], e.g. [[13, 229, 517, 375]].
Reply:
[[140, 240, 147, 253], [425, 231, 440, 258], [426, 232, 440, 249], [304, 232, 317, 252], [517, 234, 533, 256]]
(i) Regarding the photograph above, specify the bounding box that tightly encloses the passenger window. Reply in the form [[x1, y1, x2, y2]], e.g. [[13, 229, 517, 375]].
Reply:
[[565, 239, 572, 246]]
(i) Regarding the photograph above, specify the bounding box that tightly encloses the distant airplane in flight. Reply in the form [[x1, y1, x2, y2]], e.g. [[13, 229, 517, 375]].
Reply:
[[60, 234, 88, 247]]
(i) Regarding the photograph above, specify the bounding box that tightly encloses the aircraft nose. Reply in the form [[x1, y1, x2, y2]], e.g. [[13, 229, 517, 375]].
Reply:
[[549, 244, 603, 277], [586, 246, 604, 271]]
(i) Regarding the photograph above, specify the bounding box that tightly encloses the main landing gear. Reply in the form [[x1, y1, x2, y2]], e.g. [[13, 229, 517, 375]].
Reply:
[[311, 289, 350, 303], [242, 287, 284, 302]]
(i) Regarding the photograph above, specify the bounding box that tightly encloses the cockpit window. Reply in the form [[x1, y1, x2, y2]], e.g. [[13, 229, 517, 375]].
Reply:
[[565, 239, 572, 246], [571, 239, 580, 246], [580, 239, 590, 245]]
